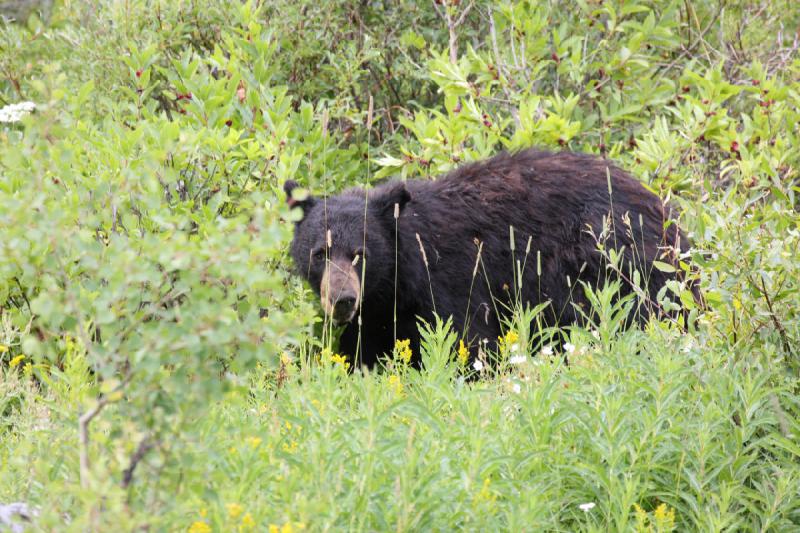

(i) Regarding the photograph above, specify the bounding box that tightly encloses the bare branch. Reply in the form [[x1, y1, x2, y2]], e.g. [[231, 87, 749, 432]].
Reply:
[[121, 437, 155, 489]]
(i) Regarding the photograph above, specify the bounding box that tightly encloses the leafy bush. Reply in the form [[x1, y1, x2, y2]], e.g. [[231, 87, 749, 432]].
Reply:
[[1, 0, 798, 530]]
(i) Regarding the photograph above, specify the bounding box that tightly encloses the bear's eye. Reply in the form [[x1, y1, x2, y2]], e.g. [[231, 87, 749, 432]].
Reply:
[[311, 247, 327, 262]]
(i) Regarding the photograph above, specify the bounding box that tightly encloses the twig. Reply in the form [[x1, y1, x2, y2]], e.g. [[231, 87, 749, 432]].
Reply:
[[79, 396, 108, 489], [433, 0, 475, 65], [757, 274, 795, 359], [121, 437, 155, 489], [78, 374, 131, 489], [488, 7, 520, 127]]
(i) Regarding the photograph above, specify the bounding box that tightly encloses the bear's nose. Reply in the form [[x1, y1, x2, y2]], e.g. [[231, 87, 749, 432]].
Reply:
[[332, 295, 357, 323]]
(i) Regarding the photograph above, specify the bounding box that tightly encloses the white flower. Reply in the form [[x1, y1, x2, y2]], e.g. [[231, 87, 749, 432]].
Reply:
[[541, 344, 553, 356], [591, 329, 600, 340], [509, 342, 519, 353], [472, 359, 484, 371], [563, 342, 576, 354], [511, 383, 521, 394], [509, 355, 526, 365], [579, 502, 596, 512], [0, 101, 36, 123]]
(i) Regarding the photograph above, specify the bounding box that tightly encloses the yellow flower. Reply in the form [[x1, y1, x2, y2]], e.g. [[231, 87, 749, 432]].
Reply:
[[281, 440, 298, 453], [0, 344, 8, 353], [240, 513, 255, 530], [497, 330, 520, 353], [246, 436, 262, 449], [9, 354, 25, 368], [387, 374, 404, 396], [394, 338, 412, 364], [329, 353, 349, 369], [226, 502, 244, 519], [199, 508, 208, 518], [633, 502, 676, 532], [188, 521, 212, 533], [653, 503, 676, 529], [474, 478, 496, 505], [321, 348, 350, 370], [457, 340, 469, 367]]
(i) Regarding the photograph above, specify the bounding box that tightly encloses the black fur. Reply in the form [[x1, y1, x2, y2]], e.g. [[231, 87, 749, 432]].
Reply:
[[286, 149, 694, 367]]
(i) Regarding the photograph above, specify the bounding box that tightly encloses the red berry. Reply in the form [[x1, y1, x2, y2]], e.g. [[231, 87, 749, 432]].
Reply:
[[135, 70, 142, 78]]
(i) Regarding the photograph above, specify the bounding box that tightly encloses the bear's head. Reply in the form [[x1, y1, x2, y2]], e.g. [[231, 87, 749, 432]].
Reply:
[[284, 180, 410, 325]]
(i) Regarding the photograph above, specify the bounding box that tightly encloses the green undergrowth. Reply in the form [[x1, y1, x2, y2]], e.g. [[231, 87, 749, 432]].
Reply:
[[3, 317, 799, 531]]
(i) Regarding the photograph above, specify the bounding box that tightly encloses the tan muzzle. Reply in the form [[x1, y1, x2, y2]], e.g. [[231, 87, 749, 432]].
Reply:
[[320, 258, 361, 324]]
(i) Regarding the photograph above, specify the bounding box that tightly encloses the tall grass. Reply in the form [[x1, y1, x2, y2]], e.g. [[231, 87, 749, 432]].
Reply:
[[3, 293, 797, 530]]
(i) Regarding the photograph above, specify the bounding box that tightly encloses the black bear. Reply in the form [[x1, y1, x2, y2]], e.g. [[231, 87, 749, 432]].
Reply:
[[285, 149, 694, 367]]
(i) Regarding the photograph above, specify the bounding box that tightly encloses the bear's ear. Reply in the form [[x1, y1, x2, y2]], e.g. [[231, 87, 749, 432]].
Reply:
[[284, 180, 316, 220], [371, 181, 411, 221]]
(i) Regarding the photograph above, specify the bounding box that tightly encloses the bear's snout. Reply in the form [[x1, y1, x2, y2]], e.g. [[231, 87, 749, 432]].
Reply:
[[332, 294, 357, 324], [320, 258, 361, 325]]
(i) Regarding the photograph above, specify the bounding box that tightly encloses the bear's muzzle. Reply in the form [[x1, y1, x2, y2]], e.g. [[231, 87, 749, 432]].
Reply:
[[320, 258, 361, 325]]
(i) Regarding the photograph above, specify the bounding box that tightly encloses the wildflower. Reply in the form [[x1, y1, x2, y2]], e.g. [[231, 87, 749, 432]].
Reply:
[[457, 340, 469, 367], [634, 503, 648, 530], [498, 330, 519, 353], [0, 344, 8, 352], [9, 354, 25, 368], [511, 383, 521, 394], [387, 374, 404, 396], [199, 508, 208, 518], [579, 502, 596, 512], [0, 101, 36, 123], [322, 348, 350, 370], [563, 342, 576, 354], [541, 344, 553, 356], [245, 437, 262, 449], [240, 513, 256, 530], [188, 521, 212, 533], [227, 503, 244, 519], [509, 355, 526, 365], [394, 338, 412, 364], [591, 329, 600, 340], [474, 478, 496, 504], [653, 503, 676, 528], [473, 359, 484, 371]]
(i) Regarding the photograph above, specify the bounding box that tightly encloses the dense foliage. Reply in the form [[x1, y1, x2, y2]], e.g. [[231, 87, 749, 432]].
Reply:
[[1, 1, 798, 530]]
